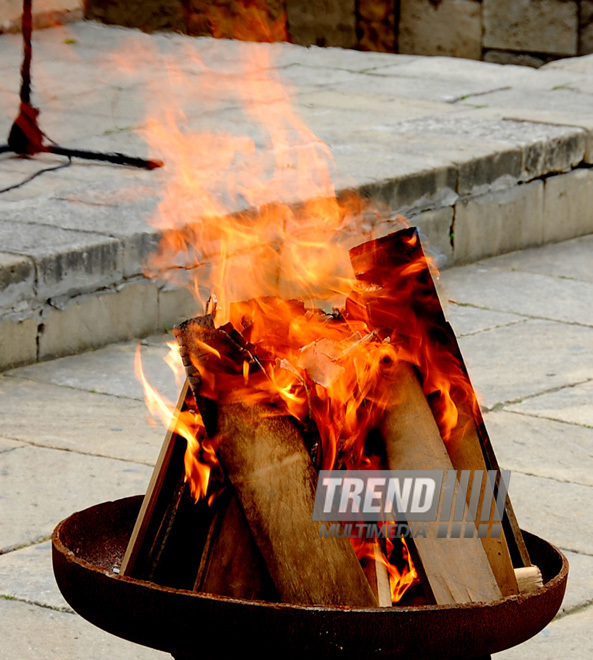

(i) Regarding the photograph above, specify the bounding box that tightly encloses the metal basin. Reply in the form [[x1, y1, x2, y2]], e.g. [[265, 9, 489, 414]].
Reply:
[[52, 495, 568, 660]]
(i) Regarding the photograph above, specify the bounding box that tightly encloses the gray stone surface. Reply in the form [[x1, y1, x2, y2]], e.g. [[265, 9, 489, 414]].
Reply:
[[398, 0, 482, 60], [507, 381, 593, 428], [7, 335, 181, 403], [558, 549, 593, 614], [443, 263, 593, 326], [0, 315, 38, 370], [2, 196, 162, 278], [0, 220, 123, 300], [508, 471, 593, 555], [0, 252, 35, 314], [38, 279, 160, 360], [0, 444, 152, 552], [483, 0, 579, 56], [484, 409, 593, 486], [0, 377, 165, 464], [0, 599, 167, 659], [457, 87, 593, 163], [454, 319, 593, 409], [0, 436, 23, 452], [469, 233, 593, 282], [543, 168, 593, 243], [0, 233, 589, 656], [0, 540, 70, 612], [496, 605, 593, 658], [453, 181, 544, 263], [2, 22, 593, 364]]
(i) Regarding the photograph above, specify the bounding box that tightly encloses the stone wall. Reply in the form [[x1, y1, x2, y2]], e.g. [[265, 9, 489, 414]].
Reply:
[[0, 0, 81, 32], [4, 1, 580, 66]]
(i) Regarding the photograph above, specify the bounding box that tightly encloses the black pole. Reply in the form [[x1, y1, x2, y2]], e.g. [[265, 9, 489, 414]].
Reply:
[[20, 0, 32, 106]]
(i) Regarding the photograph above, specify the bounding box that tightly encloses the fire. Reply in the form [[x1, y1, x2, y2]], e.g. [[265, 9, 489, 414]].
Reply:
[[134, 344, 218, 502], [132, 11, 480, 605]]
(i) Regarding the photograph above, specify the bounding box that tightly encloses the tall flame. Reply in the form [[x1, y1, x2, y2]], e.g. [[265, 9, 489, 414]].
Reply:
[[131, 13, 482, 605]]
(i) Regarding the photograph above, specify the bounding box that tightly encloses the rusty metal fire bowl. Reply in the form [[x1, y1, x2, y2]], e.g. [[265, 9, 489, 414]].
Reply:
[[52, 495, 568, 660]]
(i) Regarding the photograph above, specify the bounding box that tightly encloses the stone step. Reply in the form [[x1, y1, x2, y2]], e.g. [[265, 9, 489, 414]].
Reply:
[[1, 21, 593, 371]]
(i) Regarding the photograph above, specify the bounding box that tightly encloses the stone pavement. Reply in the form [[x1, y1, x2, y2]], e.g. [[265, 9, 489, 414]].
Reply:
[[0, 233, 591, 658], [2, 20, 593, 370], [1, 16, 593, 659]]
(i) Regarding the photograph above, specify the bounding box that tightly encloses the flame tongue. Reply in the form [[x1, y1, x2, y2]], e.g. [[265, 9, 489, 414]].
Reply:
[[131, 22, 480, 605]]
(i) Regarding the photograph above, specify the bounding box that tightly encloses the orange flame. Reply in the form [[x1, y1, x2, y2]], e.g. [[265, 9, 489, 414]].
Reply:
[[130, 11, 484, 604], [134, 344, 218, 501]]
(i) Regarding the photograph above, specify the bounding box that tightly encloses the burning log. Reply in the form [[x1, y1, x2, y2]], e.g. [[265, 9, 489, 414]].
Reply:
[[123, 224, 536, 610], [347, 227, 530, 590], [173, 317, 379, 607], [379, 358, 502, 604]]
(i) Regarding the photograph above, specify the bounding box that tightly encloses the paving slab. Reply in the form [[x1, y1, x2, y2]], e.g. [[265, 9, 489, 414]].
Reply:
[[507, 471, 593, 555], [0, 599, 167, 659], [6, 334, 181, 403], [0, 376, 166, 464], [458, 87, 593, 163], [558, 549, 593, 615], [454, 319, 593, 409], [483, 409, 593, 487], [443, 263, 593, 327], [495, 604, 593, 659], [0, 444, 152, 553], [1, 197, 161, 278], [478, 233, 593, 282], [385, 114, 585, 184], [507, 380, 593, 428], [0, 220, 124, 301], [0, 540, 70, 612]]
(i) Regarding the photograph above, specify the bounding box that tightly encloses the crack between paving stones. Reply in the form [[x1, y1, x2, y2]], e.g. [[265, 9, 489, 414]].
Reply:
[[554, 600, 593, 621], [0, 594, 73, 614], [455, 318, 527, 338], [448, 85, 512, 104], [0, 436, 155, 467], [447, 300, 593, 330], [0, 445, 23, 456], [502, 466, 593, 489], [502, 406, 593, 432], [490, 377, 593, 411], [0, 535, 52, 556]]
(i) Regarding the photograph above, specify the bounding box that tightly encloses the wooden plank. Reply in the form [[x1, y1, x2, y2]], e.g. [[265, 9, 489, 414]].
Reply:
[[213, 400, 378, 606], [446, 404, 519, 596], [174, 318, 379, 607], [347, 227, 530, 570], [194, 489, 278, 601], [380, 360, 502, 605], [360, 542, 393, 607], [121, 379, 190, 576], [444, 323, 532, 570]]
